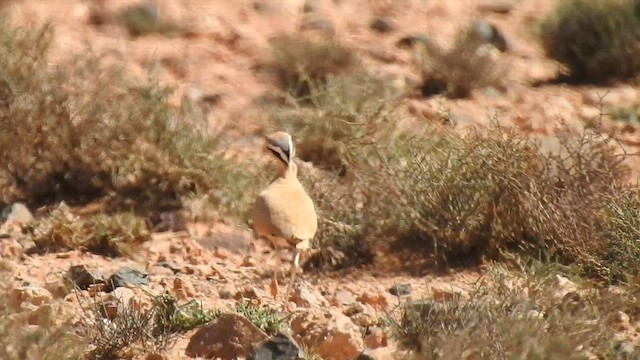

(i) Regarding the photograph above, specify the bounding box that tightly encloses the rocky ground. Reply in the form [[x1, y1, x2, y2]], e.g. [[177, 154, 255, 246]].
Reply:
[[1, 0, 640, 359]]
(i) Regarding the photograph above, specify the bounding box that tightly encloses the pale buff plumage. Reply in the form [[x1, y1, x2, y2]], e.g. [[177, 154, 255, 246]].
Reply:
[[251, 131, 317, 309]]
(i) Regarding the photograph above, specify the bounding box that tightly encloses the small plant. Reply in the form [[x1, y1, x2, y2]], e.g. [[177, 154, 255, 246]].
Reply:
[[24, 203, 150, 257], [418, 22, 505, 99], [269, 36, 358, 97], [234, 301, 285, 335], [152, 292, 221, 333], [539, 0, 640, 82]]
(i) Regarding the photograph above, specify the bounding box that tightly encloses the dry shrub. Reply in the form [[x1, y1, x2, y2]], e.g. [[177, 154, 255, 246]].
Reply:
[[271, 72, 399, 173], [24, 203, 150, 257], [539, 0, 640, 82], [385, 263, 637, 359], [0, 20, 257, 221], [79, 291, 219, 359], [269, 36, 358, 98], [377, 124, 633, 277], [418, 23, 505, 99], [302, 118, 640, 282]]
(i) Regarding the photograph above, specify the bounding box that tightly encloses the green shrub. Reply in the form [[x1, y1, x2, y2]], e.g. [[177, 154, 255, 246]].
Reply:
[[234, 301, 285, 335], [0, 20, 258, 221], [269, 36, 358, 98], [24, 203, 150, 257], [118, 3, 185, 37], [539, 0, 640, 82]]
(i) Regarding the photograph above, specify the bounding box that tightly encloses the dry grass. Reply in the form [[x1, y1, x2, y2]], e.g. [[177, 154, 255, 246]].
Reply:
[[80, 290, 219, 359], [23, 203, 150, 257], [0, 19, 260, 223], [418, 23, 505, 99], [269, 36, 359, 98], [271, 71, 400, 173], [539, 0, 640, 83], [385, 262, 638, 359]]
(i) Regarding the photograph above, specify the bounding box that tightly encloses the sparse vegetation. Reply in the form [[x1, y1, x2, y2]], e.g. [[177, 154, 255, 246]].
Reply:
[[272, 72, 399, 173], [152, 293, 221, 333], [539, 0, 640, 82], [234, 301, 285, 335], [384, 263, 638, 359], [418, 23, 505, 98], [269, 36, 358, 98], [80, 290, 219, 359], [0, 19, 259, 222], [23, 203, 150, 257]]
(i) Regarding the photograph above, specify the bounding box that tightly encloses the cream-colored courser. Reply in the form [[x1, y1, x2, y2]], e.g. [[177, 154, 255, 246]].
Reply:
[[251, 131, 318, 309]]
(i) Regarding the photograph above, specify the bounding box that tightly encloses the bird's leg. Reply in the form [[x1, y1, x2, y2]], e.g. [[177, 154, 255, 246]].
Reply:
[[269, 245, 281, 300], [282, 249, 301, 312]]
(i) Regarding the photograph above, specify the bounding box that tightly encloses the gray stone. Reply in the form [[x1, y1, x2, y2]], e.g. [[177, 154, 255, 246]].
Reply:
[[66, 264, 106, 290], [248, 332, 303, 360], [107, 266, 149, 290], [388, 283, 412, 296]]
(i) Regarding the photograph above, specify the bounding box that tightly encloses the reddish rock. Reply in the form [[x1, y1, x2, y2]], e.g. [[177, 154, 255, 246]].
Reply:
[[185, 313, 268, 359]]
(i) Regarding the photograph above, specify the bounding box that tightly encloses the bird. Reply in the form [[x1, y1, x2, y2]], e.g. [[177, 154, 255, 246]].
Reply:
[[251, 131, 318, 310]]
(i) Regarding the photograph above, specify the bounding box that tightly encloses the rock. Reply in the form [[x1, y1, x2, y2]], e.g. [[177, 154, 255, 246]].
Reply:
[[0, 239, 23, 258], [396, 34, 431, 49], [100, 287, 136, 320], [468, 19, 508, 52], [335, 290, 356, 306], [234, 287, 261, 301], [248, 332, 303, 360], [302, 0, 319, 13], [356, 348, 395, 360], [388, 283, 412, 296], [150, 265, 174, 276], [107, 266, 149, 290], [1, 203, 33, 224], [10, 286, 52, 309], [155, 260, 182, 274], [357, 292, 388, 311], [291, 312, 362, 360], [0, 258, 17, 272], [343, 302, 378, 327], [44, 278, 70, 299], [27, 304, 53, 326], [66, 264, 106, 290], [430, 285, 466, 301], [363, 326, 387, 349], [553, 274, 578, 300], [173, 277, 196, 300], [300, 15, 335, 35], [290, 283, 325, 308], [219, 283, 237, 299], [370, 17, 394, 33], [185, 313, 268, 359], [608, 311, 632, 332], [478, 0, 515, 14]]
